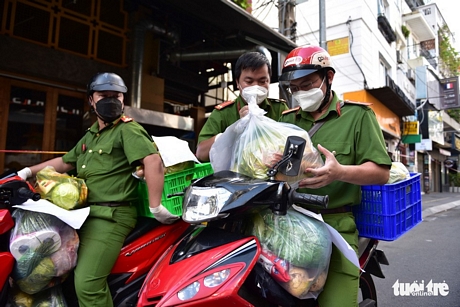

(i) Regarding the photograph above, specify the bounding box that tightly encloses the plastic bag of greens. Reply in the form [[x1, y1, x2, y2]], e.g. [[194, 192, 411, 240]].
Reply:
[[35, 166, 88, 210], [247, 208, 332, 299], [210, 99, 323, 183], [31, 285, 68, 307], [10, 209, 79, 294], [8, 284, 68, 307], [387, 162, 410, 184]]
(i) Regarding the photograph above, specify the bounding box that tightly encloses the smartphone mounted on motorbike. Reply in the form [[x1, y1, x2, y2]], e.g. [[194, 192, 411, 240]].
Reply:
[[267, 136, 306, 179]]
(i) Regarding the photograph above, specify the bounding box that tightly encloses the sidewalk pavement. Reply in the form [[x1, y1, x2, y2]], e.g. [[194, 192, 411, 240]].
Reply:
[[421, 192, 460, 219]]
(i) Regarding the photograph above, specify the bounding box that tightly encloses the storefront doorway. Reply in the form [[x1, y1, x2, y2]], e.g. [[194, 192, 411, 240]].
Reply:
[[0, 77, 89, 172]]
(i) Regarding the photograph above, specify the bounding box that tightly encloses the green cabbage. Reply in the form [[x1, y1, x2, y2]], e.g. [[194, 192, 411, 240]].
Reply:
[[35, 166, 88, 210], [50, 183, 80, 210], [249, 209, 331, 268]]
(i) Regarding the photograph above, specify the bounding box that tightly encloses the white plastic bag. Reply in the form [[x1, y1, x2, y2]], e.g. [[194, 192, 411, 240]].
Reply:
[[387, 162, 410, 184], [210, 100, 323, 183]]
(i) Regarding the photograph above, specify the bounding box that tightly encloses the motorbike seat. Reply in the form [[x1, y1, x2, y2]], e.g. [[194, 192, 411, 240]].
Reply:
[[124, 216, 161, 245]]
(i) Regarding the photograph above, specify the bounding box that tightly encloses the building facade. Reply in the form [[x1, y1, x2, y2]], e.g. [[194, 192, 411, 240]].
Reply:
[[0, 0, 297, 172], [252, 0, 460, 192]]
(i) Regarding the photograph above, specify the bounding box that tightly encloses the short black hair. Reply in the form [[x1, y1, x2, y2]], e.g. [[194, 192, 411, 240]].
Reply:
[[235, 52, 272, 82]]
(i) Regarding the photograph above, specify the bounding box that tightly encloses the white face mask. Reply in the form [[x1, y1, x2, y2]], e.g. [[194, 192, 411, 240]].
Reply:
[[291, 78, 325, 112], [241, 85, 269, 104]]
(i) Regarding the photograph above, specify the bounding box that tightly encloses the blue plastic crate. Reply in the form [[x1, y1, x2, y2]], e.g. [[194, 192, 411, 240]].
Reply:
[[353, 173, 422, 241]]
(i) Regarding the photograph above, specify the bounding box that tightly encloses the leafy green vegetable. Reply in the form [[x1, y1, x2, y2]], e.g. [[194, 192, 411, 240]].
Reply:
[[249, 209, 331, 268], [16, 257, 56, 294], [50, 183, 80, 210]]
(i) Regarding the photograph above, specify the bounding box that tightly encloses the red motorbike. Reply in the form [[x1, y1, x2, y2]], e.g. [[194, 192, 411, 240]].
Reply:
[[0, 171, 190, 307], [137, 137, 389, 307]]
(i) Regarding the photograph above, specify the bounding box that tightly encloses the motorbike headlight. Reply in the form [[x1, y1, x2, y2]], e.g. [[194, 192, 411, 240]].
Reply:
[[177, 281, 200, 301], [203, 269, 231, 288], [183, 187, 232, 223]]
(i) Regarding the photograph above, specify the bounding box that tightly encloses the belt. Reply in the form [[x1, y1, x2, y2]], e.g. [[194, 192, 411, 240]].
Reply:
[[94, 202, 131, 207], [309, 206, 352, 215]]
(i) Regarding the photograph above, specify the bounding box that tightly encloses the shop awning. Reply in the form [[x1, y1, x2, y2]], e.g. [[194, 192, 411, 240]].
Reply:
[[367, 75, 416, 117], [153, 0, 298, 55]]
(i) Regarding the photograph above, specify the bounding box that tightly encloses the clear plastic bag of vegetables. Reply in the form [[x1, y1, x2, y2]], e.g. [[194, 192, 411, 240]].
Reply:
[[9, 209, 79, 294], [387, 162, 410, 183], [247, 208, 332, 299], [209, 99, 323, 183], [8, 284, 68, 307], [35, 166, 88, 210]]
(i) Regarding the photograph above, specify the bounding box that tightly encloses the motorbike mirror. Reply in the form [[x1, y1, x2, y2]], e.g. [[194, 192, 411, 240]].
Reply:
[[267, 136, 306, 179]]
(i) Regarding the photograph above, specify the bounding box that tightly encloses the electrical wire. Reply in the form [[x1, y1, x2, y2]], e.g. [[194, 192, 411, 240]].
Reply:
[[253, 0, 275, 21], [296, 5, 319, 45], [347, 18, 368, 89]]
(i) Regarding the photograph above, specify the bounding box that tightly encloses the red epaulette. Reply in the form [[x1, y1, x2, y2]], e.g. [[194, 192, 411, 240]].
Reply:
[[282, 106, 301, 115], [120, 115, 133, 122], [343, 100, 372, 107], [214, 100, 235, 110], [270, 98, 288, 105]]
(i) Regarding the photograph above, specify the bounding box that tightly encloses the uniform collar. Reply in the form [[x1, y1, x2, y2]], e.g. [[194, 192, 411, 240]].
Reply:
[[90, 115, 123, 133]]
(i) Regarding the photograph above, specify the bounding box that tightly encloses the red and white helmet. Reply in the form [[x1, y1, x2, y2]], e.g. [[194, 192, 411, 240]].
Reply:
[[279, 45, 335, 82]]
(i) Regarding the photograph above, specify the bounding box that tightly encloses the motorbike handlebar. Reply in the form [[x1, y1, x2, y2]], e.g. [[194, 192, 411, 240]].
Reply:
[[290, 191, 328, 209], [18, 187, 41, 202]]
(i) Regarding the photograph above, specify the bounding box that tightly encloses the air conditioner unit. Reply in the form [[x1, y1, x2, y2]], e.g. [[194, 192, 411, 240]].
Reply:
[[396, 50, 403, 64], [407, 69, 415, 81]]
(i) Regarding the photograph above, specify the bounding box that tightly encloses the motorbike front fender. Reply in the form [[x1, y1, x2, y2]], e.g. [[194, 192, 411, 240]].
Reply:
[[137, 227, 261, 307]]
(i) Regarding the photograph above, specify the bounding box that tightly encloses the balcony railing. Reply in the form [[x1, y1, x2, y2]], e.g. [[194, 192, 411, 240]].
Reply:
[[378, 15, 396, 44]]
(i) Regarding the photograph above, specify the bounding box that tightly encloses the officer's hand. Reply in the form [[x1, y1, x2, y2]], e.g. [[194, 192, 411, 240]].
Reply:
[[239, 105, 249, 118], [150, 204, 180, 224], [299, 144, 343, 189], [17, 167, 32, 180]]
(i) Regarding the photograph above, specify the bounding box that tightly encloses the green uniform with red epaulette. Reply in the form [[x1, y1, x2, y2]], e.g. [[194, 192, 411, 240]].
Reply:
[[279, 91, 392, 307], [62, 115, 158, 307], [197, 96, 288, 144]]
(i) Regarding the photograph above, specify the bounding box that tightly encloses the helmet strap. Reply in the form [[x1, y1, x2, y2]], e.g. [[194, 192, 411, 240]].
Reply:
[[317, 78, 331, 112]]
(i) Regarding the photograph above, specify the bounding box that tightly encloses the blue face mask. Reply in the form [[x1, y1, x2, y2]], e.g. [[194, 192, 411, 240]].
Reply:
[[95, 97, 123, 123]]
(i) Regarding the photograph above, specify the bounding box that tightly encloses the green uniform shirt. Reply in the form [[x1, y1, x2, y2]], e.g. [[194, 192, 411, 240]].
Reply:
[[62, 116, 158, 203], [198, 96, 288, 143], [279, 91, 392, 209]]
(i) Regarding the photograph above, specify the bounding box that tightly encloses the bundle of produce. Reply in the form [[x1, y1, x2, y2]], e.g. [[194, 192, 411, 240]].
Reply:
[[133, 160, 196, 179], [210, 101, 323, 183], [247, 208, 332, 299], [8, 284, 67, 307], [35, 166, 88, 210], [387, 162, 410, 183], [10, 209, 79, 294]]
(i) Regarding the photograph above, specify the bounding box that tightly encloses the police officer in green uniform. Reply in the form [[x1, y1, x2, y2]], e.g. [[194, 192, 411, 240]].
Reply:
[[196, 51, 288, 162], [17, 72, 178, 307], [278, 46, 392, 307]]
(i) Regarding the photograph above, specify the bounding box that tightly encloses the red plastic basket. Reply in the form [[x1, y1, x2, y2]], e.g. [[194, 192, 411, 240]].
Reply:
[[353, 173, 422, 241]]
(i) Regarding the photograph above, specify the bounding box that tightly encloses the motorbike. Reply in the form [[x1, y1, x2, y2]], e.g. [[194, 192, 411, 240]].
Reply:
[[0, 170, 191, 307], [136, 136, 389, 307]]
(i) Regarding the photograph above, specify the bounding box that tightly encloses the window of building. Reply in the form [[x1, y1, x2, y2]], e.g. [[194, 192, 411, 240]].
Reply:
[[1, 78, 87, 172], [5, 86, 47, 170], [1, 0, 128, 66]]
